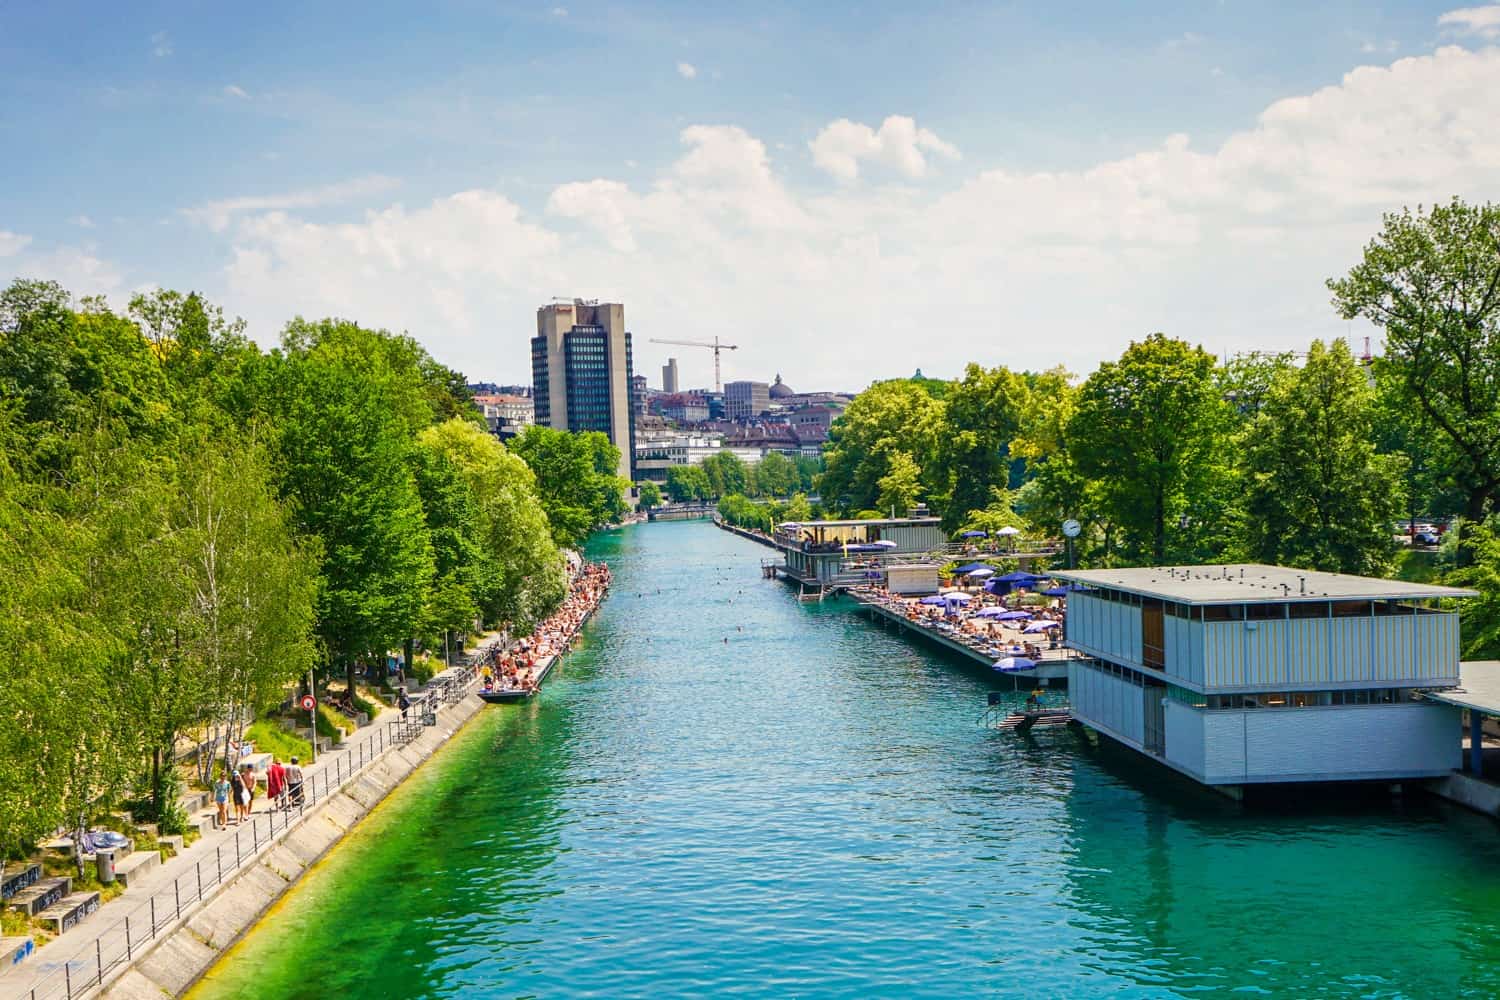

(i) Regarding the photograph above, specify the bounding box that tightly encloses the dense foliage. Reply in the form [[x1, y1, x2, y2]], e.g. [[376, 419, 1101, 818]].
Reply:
[[815, 200, 1500, 646], [0, 280, 570, 861]]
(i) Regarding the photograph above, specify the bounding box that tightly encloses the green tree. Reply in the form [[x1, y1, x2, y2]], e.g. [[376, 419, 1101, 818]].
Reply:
[[1071, 334, 1230, 564], [666, 464, 711, 502], [1241, 340, 1404, 575], [935, 363, 1027, 529], [271, 332, 436, 692], [875, 450, 923, 517], [509, 426, 627, 547], [418, 419, 566, 634], [636, 480, 663, 509], [1329, 199, 1500, 553], [819, 380, 944, 514], [753, 451, 799, 497]]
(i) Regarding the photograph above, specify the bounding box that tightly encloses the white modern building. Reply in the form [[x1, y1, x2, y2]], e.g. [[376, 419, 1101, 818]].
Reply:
[[1055, 564, 1476, 790]]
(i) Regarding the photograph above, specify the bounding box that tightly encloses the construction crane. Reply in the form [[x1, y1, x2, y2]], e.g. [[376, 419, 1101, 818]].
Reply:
[[649, 337, 739, 393]]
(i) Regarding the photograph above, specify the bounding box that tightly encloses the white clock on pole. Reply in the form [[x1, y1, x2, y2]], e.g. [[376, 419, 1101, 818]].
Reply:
[[1061, 519, 1081, 538]]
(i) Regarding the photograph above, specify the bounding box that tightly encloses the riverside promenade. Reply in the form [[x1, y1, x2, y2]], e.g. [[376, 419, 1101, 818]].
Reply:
[[1, 659, 491, 1000]]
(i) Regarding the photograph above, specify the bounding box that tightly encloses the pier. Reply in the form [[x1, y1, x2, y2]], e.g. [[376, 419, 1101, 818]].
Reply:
[[847, 590, 1073, 684]]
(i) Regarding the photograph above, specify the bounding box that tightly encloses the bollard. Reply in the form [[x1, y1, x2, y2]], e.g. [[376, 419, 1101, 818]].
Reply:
[[96, 939, 102, 985], [125, 915, 132, 960], [175, 880, 181, 919], [197, 861, 203, 900], [150, 897, 156, 933]]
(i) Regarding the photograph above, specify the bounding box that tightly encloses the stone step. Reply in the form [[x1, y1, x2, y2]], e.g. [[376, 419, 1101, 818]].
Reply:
[[1, 862, 42, 901], [115, 849, 160, 887], [1, 936, 35, 968], [159, 834, 185, 854], [36, 891, 101, 935], [180, 789, 211, 813], [6, 877, 72, 917]]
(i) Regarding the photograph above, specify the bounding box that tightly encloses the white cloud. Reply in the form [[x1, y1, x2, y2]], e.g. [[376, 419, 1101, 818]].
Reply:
[[70, 215, 94, 228], [677, 61, 698, 79], [0, 231, 33, 257], [150, 31, 172, 57], [552, 5, 568, 16], [810, 115, 959, 182], [185, 175, 401, 232], [1438, 5, 1500, 37], [189, 46, 1500, 387], [223, 84, 250, 99], [1360, 39, 1399, 54]]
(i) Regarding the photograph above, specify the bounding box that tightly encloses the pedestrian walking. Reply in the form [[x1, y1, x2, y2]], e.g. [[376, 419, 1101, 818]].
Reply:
[[284, 757, 305, 808], [213, 767, 230, 829], [228, 766, 248, 825], [398, 686, 412, 720], [239, 763, 257, 817], [267, 757, 287, 811]]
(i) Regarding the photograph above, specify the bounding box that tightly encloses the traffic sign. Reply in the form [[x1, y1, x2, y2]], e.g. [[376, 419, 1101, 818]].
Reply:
[[300, 695, 316, 711]]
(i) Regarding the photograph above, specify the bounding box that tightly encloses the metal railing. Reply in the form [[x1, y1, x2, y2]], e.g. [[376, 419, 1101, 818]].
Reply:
[[18, 675, 478, 1000]]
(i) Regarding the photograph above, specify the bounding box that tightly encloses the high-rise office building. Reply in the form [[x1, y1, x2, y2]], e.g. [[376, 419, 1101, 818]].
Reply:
[[531, 299, 635, 482], [662, 357, 680, 394], [724, 380, 770, 421]]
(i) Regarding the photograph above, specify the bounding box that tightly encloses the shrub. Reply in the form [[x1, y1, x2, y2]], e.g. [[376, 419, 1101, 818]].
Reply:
[[243, 720, 312, 763]]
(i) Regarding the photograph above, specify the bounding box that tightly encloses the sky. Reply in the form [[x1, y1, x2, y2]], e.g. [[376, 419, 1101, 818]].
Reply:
[[3, 1, 1500, 391]]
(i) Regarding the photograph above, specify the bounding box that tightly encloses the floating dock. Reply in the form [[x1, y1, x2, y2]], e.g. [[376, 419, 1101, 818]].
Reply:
[[848, 592, 1073, 683]]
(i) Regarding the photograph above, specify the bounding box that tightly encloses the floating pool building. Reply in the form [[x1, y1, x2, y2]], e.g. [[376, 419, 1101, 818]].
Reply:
[[1053, 564, 1477, 790]]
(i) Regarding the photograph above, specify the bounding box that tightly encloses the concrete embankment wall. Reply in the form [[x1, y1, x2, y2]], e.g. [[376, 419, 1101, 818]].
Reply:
[[101, 695, 488, 999]]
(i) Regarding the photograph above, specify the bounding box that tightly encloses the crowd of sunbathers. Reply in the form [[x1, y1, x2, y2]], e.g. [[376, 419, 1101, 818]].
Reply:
[[481, 562, 611, 694]]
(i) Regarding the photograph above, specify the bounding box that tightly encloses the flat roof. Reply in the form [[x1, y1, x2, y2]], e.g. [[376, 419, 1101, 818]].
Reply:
[[1052, 563, 1477, 605], [779, 518, 942, 528], [1427, 661, 1500, 714]]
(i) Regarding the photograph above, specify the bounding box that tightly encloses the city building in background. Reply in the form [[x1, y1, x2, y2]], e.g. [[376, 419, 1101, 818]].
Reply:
[[471, 392, 535, 441], [662, 358, 679, 394], [724, 380, 770, 421], [531, 299, 635, 482], [631, 374, 649, 416]]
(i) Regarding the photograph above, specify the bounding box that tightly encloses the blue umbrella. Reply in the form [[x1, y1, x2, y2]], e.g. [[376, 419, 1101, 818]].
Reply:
[[1041, 586, 1069, 597], [975, 606, 1010, 618], [996, 610, 1033, 621], [994, 656, 1038, 672], [919, 595, 948, 606], [994, 571, 1045, 584], [954, 562, 993, 575], [959, 530, 988, 538], [1024, 620, 1061, 633]]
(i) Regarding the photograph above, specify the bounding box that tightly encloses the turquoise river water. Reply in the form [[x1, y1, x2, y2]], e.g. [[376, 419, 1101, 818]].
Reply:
[[190, 520, 1500, 998]]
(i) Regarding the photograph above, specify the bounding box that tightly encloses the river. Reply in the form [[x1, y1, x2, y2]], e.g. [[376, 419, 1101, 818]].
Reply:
[[189, 520, 1500, 998]]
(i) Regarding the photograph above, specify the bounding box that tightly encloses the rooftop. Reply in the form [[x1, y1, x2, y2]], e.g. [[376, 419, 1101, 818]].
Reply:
[[780, 517, 942, 529], [1052, 563, 1478, 605], [1426, 661, 1500, 714]]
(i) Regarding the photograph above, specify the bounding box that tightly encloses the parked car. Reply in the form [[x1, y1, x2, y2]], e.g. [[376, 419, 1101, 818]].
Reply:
[[1414, 531, 1441, 546]]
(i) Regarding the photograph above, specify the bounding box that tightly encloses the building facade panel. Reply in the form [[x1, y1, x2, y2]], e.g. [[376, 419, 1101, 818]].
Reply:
[[1067, 592, 1145, 671], [1194, 703, 1458, 783], [1163, 702, 1205, 778], [1202, 613, 1460, 691], [1068, 661, 1146, 747]]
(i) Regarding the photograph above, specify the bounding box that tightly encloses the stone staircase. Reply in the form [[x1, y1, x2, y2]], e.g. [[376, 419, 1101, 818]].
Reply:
[[36, 891, 100, 935], [6, 876, 71, 917]]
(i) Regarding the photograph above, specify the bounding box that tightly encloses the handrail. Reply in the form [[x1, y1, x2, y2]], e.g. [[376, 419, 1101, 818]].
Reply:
[[18, 670, 481, 1000]]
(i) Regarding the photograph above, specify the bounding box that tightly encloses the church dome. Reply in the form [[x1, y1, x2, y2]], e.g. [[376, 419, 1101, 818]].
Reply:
[[769, 373, 795, 399]]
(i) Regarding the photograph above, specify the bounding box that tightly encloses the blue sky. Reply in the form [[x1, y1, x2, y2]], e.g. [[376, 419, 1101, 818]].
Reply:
[[3, 1, 1498, 388]]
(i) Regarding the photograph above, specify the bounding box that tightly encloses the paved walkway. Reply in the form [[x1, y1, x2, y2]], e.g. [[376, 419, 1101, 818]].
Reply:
[[0, 653, 494, 1000]]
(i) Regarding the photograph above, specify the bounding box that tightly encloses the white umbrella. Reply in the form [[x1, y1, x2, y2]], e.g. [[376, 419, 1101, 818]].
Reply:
[[966, 567, 995, 578], [945, 592, 973, 603], [995, 526, 1022, 536]]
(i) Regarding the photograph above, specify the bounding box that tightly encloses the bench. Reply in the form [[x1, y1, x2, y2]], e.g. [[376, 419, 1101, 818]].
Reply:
[[6, 877, 72, 917], [37, 891, 101, 935], [115, 849, 160, 887], [1, 936, 34, 968], [1, 863, 41, 900]]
